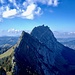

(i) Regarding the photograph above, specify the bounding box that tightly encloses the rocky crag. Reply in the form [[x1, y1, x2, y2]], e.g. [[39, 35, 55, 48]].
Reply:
[[14, 25, 75, 75]]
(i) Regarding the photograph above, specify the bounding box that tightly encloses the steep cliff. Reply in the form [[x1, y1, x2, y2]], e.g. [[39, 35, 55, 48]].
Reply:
[[14, 25, 75, 75], [14, 31, 57, 75], [31, 25, 75, 75], [31, 25, 75, 74]]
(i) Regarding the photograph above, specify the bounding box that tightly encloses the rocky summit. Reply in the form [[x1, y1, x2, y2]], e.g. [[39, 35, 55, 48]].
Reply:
[[14, 25, 75, 75]]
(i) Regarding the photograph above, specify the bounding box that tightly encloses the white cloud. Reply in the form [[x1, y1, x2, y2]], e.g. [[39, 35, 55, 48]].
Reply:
[[8, 28, 21, 33], [13, 0, 19, 9], [53, 0, 59, 6], [25, 14, 34, 19], [9, 0, 19, 9], [21, 3, 37, 19], [22, 3, 36, 16], [53, 31, 75, 38], [68, 32, 75, 35], [0, 0, 59, 20], [48, 0, 53, 5], [0, 29, 31, 36], [23, 1, 28, 8], [2, 8, 17, 18], [0, 29, 22, 36], [21, 3, 42, 19], [29, 0, 59, 6], [35, 7, 42, 15]]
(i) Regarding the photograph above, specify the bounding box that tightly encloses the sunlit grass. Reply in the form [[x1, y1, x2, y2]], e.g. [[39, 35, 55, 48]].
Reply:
[[0, 45, 16, 59]]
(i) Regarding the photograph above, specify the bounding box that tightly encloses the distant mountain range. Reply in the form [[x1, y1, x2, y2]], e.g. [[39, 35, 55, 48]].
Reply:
[[0, 35, 75, 55], [57, 38, 75, 50], [53, 31, 75, 38], [0, 29, 75, 38], [0, 36, 19, 54], [0, 25, 75, 75]]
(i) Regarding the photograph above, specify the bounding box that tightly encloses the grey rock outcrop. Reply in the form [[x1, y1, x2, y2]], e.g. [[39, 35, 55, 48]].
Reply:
[[14, 31, 57, 75], [31, 25, 75, 74], [14, 25, 75, 75]]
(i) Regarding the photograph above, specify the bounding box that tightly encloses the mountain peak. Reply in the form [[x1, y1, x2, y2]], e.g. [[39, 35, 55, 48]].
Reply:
[[31, 25, 56, 40], [31, 25, 57, 51], [14, 25, 75, 75], [31, 25, 53, 36], [14, 30, 55, 75], [22, 31, 25, 36]]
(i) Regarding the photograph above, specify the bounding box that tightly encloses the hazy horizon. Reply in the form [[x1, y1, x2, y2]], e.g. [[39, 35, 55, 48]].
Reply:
[[0, 0, 75, 37]]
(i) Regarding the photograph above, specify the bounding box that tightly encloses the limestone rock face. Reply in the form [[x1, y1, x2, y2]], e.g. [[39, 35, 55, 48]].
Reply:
[[14, 25, 75, 75], [31, 25, 57, 51], [14, 31, 56, 75], [31, 25, 75, 74]]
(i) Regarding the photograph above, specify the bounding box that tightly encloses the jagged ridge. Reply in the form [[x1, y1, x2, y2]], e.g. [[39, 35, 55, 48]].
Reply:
[[14, 25, 75, 75], [14, 31, 56, 75]]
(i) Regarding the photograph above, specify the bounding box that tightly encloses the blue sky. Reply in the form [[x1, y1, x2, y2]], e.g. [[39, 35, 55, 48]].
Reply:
[[0, 0, 75, 36]]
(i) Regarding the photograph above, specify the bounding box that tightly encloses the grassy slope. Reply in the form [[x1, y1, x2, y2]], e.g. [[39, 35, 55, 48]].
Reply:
[[0, 45, 16, 59], [0, 45, 16, 75]]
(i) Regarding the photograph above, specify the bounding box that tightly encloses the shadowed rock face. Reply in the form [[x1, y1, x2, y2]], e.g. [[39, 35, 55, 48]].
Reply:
[[31, 25, 57, 51], [31, 25, 75, 74], [14, 31, 56, 75], [14, 25, 75, 75]]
